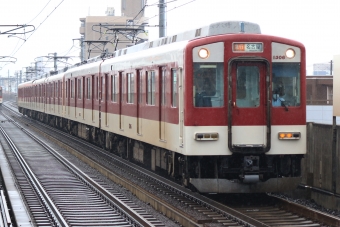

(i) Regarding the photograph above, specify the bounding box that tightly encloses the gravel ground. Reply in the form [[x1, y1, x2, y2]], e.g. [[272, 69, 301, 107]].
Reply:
[[270, 191, 340, 218]]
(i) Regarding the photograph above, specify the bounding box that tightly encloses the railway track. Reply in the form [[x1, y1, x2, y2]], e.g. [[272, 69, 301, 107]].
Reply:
[[3, 101, 340, 226], [0, 109, 166, 226]]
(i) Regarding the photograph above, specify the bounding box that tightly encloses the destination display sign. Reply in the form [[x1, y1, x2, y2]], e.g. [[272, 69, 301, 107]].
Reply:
[[233, 43, 263, 52]]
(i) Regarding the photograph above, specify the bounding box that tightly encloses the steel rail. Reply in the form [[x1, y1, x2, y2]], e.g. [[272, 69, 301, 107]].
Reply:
[[2, 111, 155, 227], [0, 125, 68, 227], [7, 104, 263, 227]]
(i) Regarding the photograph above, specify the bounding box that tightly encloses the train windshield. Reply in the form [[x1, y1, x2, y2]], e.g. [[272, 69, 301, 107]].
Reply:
[[272, 63, 301, 107], [193, 63, 224, 107]]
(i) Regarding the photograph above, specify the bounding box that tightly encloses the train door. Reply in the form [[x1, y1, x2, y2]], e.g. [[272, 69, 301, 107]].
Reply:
[[229, 61, 269, 151], [137, 70, 142, 135], [160, 67, 166, 141]]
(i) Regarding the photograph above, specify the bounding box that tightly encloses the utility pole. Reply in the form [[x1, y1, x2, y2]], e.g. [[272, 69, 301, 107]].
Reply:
[[159, 0, 167, 38], [330, 60, 333, 75]]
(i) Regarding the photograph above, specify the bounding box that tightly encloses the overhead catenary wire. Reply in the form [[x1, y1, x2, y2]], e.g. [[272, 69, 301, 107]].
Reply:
[[8, 0, 65, 58]]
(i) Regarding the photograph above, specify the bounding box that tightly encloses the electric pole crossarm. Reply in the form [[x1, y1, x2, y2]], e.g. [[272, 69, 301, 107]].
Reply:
[[0, 56, 17, 63], [0, 25, 35, 35]]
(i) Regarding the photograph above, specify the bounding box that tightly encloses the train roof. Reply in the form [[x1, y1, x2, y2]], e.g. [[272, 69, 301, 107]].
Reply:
[[20, 21, 261, 84], [115, 21, 261, 58]]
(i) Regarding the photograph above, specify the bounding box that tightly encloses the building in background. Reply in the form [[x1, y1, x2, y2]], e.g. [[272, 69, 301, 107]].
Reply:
[[306, 75, 339, 124], [121, 0, 145, 19], [313, 63, 331, 75], [79, 2, 148, 60], [307, 75, 333, 105]]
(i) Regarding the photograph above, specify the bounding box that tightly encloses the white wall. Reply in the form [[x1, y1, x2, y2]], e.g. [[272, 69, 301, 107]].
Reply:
[[307, 105, 340, 125]]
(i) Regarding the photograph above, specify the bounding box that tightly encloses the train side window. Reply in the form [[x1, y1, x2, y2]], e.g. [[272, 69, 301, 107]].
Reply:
[[87, 77, 91, 99], [71, 80, 74, 99], [193, 63, 224, 107], [102, 76, 105, 100], [111, 75, 114, 102], [113, 75, 118, 102], [147, 71, 155, 105], [161, 69, 166, 106], [78, 79, 82, 99], [139, 71, 143, 104], [66, 81, 68, 98], [52, 82, 57, 98], [57, 82, 59, 98], [127, 73, 135, 103], [171, 69, 177, 107], [96, 77, 99, 100]]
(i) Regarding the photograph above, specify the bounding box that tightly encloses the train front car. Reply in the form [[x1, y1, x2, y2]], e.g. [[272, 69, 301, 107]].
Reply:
[[182, 21, 306, 193]]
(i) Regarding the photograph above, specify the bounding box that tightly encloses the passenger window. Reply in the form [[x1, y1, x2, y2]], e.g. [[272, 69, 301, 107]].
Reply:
[[127, 73, 135, 103], [171, 69, 177, 107], [147, 71, 155, 105], [87, 78, 91, 99], [78, 79, 82, 99]]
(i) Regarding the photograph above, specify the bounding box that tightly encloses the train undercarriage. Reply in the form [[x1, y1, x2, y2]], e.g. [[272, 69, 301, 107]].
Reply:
[[21, 108, 303, 193]]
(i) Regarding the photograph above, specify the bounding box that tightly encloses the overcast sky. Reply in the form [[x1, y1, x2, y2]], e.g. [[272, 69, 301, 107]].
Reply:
[[1, 0, 340, 77]]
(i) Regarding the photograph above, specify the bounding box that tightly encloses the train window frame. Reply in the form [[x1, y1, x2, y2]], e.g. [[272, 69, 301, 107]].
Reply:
[[71, 80, 74, 99], [127, 73, 135, 104], [147, 71, 156, 105], [101, 75, 106, 100], [171, 69, 178, 107], [66, 81, 68, 99], [113, 75, 118, 102], [96, 77, 99, 100], [161, 69, 166, 106], [78, 78, 82, 99], [111, 75, 114, 102], [138, 71, 143, 104], [87, 77, 91, 99]]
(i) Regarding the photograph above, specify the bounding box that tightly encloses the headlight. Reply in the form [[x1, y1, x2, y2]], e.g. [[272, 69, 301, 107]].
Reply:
[[278, 132, 300, 140], [285, 49, 295, 59], [195, 132, 219, 141], [198, 48, 209, 59]]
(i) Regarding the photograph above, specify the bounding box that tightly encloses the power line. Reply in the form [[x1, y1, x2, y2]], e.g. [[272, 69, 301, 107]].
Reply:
[[27, 0, 53, 24], [139, 0, 197, 25], [9, 0, 65, 57]]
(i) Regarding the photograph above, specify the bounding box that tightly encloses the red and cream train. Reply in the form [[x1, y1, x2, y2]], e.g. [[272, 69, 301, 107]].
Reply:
[[18, 21, 306, 193]]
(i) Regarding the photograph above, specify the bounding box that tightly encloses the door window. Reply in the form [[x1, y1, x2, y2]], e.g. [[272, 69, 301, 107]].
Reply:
[[236, 66, 260, 107]]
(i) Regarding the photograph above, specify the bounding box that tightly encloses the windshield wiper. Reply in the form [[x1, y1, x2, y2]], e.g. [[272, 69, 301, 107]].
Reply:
[[281, 101, 289, 111]]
